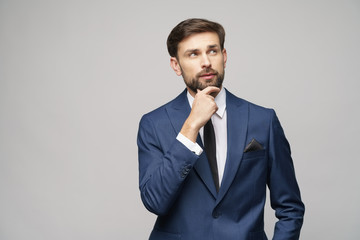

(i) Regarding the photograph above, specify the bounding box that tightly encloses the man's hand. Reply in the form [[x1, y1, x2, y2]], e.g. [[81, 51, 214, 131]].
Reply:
[[180, 86, 220, 142]]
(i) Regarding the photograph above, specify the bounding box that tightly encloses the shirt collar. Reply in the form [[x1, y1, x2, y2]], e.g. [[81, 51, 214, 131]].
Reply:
[[186, 87, 227, 119]]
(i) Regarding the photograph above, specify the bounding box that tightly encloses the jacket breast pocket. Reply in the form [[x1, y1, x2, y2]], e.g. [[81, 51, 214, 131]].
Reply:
[[242, 149, 266, 161], [149, 228, 181, 240]]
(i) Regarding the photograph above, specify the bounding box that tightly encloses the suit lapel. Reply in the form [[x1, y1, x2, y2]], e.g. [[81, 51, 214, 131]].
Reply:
[[166, 90, 218, 198], [216, 90, 249, 204], [165, 90, 191, 135]]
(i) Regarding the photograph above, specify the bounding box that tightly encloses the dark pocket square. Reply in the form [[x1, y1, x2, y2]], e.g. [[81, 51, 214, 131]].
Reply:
[[244, 138, 263, 153]]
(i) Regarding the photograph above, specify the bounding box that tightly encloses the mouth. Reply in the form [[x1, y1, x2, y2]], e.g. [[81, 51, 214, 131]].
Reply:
[[199, 73, 217, 80]]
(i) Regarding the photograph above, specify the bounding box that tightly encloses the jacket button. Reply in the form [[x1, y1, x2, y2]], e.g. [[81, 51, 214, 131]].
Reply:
[[180, 166, 192, 178], [182, 168, 190, 174], [212, 211, 221, 218]]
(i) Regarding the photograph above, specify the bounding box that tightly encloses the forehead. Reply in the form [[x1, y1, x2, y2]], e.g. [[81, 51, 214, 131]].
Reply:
[[178, 32, 220, 52]]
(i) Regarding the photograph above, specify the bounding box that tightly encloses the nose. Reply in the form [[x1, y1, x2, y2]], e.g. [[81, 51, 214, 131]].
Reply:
[[201, 54, 211, 69]]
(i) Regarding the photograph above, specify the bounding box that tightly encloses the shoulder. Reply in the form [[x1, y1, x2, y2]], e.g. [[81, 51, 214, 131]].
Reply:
[[139, 89, 187, 122], [225, 88, 275, 117]]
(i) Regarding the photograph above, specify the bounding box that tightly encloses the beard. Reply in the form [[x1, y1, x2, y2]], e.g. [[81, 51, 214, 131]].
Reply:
[[182, 67, 225, 94]]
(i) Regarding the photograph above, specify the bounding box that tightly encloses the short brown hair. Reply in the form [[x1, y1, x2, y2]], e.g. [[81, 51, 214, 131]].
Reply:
[[167, 18, 225, 58]]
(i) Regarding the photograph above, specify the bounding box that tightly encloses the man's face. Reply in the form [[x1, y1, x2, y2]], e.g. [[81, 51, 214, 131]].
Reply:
[[170, 32, 227, 96]]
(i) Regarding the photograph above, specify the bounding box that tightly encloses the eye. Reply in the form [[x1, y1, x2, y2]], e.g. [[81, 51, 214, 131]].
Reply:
[[209, 49, 217, 55], [189, 52, 197, 57]]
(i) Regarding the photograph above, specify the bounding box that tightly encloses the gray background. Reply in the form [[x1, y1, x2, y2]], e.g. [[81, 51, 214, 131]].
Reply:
[[1, 0, 359, 239]]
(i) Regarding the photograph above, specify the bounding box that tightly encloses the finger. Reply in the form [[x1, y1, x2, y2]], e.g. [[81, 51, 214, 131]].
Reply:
[[201, 86, 220, 95]]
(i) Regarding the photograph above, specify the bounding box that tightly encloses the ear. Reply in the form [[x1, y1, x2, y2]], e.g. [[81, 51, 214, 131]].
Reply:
[[170, 57, 182, 76], [222, 48, 227, 68]]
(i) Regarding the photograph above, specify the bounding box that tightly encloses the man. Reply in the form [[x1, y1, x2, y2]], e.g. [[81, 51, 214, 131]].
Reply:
[[137, 18, 304, 240]]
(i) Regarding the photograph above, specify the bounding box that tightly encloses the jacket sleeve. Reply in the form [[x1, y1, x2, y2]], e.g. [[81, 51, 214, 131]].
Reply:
[[137, 115, 199, 216], [268, 110, 305, 240]]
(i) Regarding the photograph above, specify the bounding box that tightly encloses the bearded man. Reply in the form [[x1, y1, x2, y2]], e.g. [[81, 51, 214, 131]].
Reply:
[[137, 18, 304, 240]]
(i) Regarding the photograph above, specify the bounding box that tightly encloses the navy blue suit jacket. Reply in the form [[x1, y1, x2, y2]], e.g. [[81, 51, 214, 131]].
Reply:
[[137, 89, 304, 240]]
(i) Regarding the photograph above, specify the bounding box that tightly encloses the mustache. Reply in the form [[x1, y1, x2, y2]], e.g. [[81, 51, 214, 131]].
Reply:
[[196, 68, 218, 78]]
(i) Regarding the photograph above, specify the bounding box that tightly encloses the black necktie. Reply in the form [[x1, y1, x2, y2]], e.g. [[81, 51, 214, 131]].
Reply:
[[204, 119, 219, 192]]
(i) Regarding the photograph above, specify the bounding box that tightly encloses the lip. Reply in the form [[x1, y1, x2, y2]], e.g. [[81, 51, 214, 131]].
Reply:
[[200, 73, 216, 80]]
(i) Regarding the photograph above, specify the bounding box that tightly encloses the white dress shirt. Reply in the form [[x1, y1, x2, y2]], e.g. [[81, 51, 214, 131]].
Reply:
[[176, 87, 227, 186]]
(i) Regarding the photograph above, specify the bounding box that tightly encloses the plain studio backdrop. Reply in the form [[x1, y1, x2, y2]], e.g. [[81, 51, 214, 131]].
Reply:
[[0, 0, 359, 239]]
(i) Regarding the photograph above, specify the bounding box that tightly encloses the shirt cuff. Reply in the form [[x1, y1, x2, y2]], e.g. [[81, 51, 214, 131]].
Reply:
[[176, 133, 203, 156]]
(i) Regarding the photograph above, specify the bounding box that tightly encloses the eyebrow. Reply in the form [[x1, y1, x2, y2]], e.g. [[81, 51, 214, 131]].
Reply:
[[184, 48, 199, 54], [183, 44, 220, 55], [208, 44, 219, 49]]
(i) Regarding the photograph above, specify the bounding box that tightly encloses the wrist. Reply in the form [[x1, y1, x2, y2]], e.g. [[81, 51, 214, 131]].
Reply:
[[180, 119, 200, 143]]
